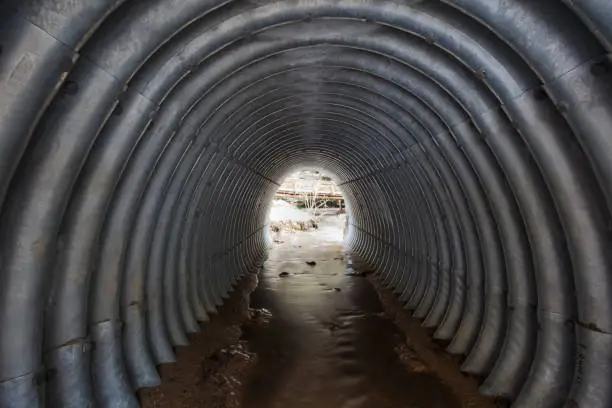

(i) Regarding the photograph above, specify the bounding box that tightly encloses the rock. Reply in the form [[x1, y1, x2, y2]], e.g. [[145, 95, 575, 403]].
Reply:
[[325, 321, 341, 331], [346, 269, 373, 277], [248, 308, 273, 322]]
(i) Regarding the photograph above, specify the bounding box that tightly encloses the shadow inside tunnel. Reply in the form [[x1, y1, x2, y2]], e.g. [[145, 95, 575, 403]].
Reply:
[[241, 226, 461, 408]]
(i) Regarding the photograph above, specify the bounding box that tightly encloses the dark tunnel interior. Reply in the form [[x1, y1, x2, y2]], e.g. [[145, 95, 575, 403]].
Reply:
[[1, 0, 612, 407]]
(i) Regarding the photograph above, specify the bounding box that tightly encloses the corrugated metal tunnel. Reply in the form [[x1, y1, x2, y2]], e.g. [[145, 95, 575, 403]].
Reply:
[[1, 0, 612, 407]]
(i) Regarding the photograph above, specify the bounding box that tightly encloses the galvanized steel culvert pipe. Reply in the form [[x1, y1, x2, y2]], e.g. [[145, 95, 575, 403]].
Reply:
[[0, 0, 611, 407]]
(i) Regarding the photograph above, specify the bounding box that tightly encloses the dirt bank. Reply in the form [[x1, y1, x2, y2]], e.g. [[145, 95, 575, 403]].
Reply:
[[365, 272, 507, 408], [139, 272, 258, 408]]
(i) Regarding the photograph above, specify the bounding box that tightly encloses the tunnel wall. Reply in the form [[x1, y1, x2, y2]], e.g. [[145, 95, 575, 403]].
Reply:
[[0, 1, 611, 407]]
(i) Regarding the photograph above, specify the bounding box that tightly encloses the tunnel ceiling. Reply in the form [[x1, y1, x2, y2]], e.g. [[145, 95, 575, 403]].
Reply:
[[1, 0, 612, 407]]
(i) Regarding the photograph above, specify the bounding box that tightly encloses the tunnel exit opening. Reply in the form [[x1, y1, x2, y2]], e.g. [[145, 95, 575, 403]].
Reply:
[[267, 168, 350, 245]]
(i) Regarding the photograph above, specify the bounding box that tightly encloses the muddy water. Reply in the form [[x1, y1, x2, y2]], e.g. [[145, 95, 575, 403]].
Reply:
[[242, 224, 461, 408]]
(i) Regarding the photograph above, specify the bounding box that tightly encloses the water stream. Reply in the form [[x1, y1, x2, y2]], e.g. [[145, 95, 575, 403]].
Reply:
[[241, 218, 461, 408]]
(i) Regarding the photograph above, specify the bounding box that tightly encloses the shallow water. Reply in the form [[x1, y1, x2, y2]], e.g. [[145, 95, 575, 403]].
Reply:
[[242, 221, 462, 408]]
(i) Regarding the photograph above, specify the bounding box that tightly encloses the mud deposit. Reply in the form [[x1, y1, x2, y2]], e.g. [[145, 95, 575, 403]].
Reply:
[[139, 273, 258, 408], [241, 222, 496, 408], [141, 218, 501, 408], [366, 272, 505, 408]]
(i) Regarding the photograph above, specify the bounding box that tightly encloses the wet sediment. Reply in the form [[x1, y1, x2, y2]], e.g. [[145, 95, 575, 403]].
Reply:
[[141, 224, 500, 408], [365, 274, 505, 408], [139, 272, 258, 408], [241, 232, 486, 408]]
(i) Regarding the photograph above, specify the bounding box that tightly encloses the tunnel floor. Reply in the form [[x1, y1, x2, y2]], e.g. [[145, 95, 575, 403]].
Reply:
[[240, 216, 467, 408], [141, 217, 499, 408]]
